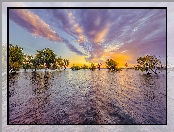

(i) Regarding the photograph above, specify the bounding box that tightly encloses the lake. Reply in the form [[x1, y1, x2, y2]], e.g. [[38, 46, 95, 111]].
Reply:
[[8, 69, 166, 124]]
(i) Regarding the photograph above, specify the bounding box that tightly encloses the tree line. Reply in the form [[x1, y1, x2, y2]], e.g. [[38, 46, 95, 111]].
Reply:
[[9, 44, 164, 74], [9, 44, 69, 72]]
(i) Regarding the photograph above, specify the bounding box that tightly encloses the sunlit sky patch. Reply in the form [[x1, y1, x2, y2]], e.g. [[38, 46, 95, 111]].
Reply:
[[8, 8, 166, 67]]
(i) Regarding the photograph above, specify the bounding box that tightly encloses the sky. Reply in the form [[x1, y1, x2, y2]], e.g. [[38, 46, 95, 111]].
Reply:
[[3, 3, 167, 67]]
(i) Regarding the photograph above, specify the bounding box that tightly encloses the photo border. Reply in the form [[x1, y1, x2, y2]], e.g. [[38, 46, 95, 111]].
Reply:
[[7, 6, 167, 125]]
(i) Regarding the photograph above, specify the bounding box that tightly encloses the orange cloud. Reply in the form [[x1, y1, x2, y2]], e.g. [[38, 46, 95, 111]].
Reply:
[[76, 35, 86, 43], [74, 24, 82, 34], [73, 24, 87, 44], [93, 23, 110, 44]]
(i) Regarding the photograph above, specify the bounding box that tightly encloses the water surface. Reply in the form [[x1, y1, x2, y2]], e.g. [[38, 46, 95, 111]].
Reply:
[[9, 69, 166, 124]]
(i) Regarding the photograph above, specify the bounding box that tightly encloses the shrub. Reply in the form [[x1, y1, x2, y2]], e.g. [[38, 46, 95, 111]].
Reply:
[[135, 55, 163, 74]]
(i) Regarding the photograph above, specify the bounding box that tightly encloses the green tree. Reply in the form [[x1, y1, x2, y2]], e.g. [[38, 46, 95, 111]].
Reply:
[[63, 59, 70, 70], [135, 55, 163, 74], [51, 62, 58, 70], [56, 56, 64, 70], [36, 48, 57, 70], [106, 59, 119, 71], [23, 54, 33, 71], [71, 64, 80, 70], [81, 64, 88, 69], [55, 56, 70, 70], [31, 57, 40, 71], [9, 44, 24, 72]]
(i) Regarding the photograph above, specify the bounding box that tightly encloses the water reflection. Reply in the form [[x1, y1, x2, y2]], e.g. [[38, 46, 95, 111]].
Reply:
[[9, 69, 166, 124], [31, 71, 52, 95], [9, 72, 20, 97], [141, 75, 158, 101]]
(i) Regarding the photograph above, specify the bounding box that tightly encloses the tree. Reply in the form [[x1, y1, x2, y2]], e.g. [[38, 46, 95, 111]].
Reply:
[[54, 56, 70, 70], [81, 64, 88, 69], [135, 55, 163, 74], [51, 62, 58, 70], [56, 56, 64, 70], [23, 54, 33, 71], [31, 57, 40, 71], [97, 63, 102, 70], [89, 63, 96, 71], [106, 59, 119, 71], [36, 48, 57, 70], [63, 59, 70, 70], [125, 63, 128, 68], [71, 64, 80, 70], [9, 44, 24, 72]]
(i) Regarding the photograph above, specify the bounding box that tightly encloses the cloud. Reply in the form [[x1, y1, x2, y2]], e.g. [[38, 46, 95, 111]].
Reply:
[[9, 9, 86, 56], [46, 9, 87, 44], [9, 8, 166, 64], [9, 9, 62, 41], [92, 23, 111, 44], [62, 39, 87, 56], [69, 9, 166, 63]]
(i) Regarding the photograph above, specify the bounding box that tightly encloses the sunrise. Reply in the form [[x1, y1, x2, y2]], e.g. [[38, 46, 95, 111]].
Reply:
[[8, 8, 166, 125], [9, 8, 166, 68]]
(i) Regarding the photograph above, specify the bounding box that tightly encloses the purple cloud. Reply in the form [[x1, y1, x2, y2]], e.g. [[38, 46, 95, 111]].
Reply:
[[9, 8, 166, 64], [9, 9, 86, 56]]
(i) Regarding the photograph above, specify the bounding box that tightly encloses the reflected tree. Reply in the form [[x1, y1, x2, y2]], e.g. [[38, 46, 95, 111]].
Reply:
[[142, 74, 158, 101]]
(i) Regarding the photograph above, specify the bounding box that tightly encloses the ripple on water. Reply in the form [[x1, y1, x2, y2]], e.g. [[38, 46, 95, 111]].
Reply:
[[9, 69, 166, 124]]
